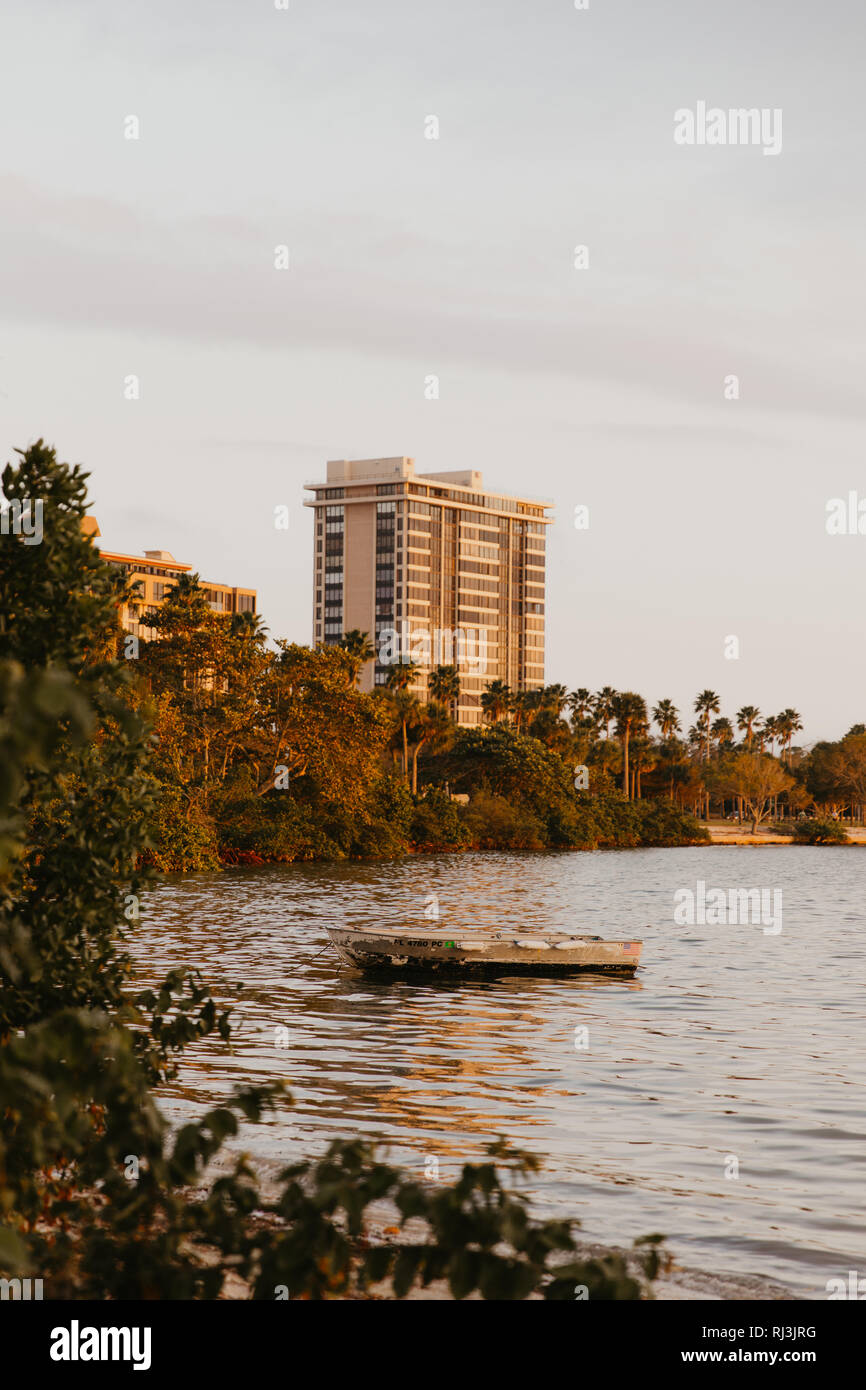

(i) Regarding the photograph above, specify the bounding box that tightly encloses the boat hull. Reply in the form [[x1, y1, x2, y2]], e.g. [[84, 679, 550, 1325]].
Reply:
[[325, 926, 642, 976]]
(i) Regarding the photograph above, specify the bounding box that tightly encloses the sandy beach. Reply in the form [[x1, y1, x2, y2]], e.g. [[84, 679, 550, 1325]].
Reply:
[[706, 823, 866, 846]]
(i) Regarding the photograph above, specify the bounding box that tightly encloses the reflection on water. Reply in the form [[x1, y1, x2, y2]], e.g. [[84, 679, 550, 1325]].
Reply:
[[130, 847, 866, 1295]]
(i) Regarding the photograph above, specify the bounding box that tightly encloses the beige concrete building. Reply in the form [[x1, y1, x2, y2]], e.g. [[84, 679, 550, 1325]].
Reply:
[[83, 517, 257, 639], [304, 458, 552, 724]]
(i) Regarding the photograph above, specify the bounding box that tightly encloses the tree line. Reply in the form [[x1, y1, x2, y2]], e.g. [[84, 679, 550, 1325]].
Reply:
[[2, 439, 681, 1299], [373, 669, 861, 835]]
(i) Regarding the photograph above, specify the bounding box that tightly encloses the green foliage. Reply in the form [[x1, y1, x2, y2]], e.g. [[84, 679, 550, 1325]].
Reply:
[[805, 733, 866, 813], [791, 818, 848, 845], [218, 787, 344, 863], [217, 774, 417, 863], [0, 440, 124, 669], [0, 445, 156, 1037], [449, 730, 707, 852], [629, 797, 710, 847], [446, 725, 582, 846], [252, 1138, 666, 1301], [139, 624, 394, 868], [409, 786, 470, 851], [144, 781, 221, 872], [463, 791, 547, 850], [0, 442, 263, 1290], [0, 440, 668, 1301]]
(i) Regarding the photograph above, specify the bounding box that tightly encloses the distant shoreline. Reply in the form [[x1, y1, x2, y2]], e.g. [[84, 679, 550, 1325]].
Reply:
[[212, 825, 866, 869], [706, 824, 866, 846]]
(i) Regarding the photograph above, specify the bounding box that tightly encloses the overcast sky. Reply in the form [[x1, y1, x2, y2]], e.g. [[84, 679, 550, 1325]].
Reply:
[[2, 0, 864, 741]]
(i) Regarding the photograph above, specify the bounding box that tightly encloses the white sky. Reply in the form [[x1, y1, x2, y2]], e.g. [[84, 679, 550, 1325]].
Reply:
[[2, 0, 864, 740]]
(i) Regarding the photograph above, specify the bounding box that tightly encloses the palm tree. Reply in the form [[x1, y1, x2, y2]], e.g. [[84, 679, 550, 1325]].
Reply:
[[762, 714, 780, 758], [694, 690, 720, 762], [657, 736, 688, 801], [387, 688, 420, 780], [528, 686, 572, 752], [736, 705, 761, 750], [510, 689, 533, 731], [539, 684, 568, 719], [717, 717, 733, 811], [481, 679, 511, 724], [711, 717, 734, 756], [385, 659, 418, 693], [568, 688, 593, 724], [428, 663, 460, 709], [229, 610, 268, 641], [686, 724, 703, 755], [409, 702, 454, 794], [593, 687, 617, 739], [385, 662, 420, 776], [630, 729, 655, 799], [652, 698, 680, 742], [777, 708, 803, 763], [588, 732, 620, 780], [612, 692, 647, 799], [339, 629, 376, 685]]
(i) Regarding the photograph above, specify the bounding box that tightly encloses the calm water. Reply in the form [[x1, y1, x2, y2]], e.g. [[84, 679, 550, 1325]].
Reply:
[[132, 847, 866, 1295]]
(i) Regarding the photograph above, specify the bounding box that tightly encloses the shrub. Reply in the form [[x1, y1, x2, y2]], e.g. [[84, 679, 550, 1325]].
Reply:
[[219, 789, 344, 862], [633, 798, 710, 847], [463, 791, 547, 850], [792, 818, 849, 844], [409, 786, 471, 851], [144, 782, 221, 871]]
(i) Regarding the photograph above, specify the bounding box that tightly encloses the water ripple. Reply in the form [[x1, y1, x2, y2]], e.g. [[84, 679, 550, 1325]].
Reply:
[[128, 846, 866, 1295]]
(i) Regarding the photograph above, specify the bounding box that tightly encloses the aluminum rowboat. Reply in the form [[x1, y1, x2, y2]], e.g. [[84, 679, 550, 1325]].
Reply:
[[325, 925, 642, 975]]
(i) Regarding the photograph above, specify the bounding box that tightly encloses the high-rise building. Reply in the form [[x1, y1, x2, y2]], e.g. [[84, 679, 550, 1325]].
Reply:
[[304, 458, 552, 724], [83, 516, 257, 639]]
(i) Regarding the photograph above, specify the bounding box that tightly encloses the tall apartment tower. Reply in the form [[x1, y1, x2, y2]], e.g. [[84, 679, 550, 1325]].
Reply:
[[304, 457, 552, 725]]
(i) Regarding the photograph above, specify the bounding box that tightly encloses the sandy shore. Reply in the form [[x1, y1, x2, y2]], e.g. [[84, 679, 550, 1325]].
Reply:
[[706, 823, 866, 847]]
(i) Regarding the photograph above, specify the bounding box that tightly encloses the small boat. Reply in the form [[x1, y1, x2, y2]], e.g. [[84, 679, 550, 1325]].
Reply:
[[325, 924, 642, 976]]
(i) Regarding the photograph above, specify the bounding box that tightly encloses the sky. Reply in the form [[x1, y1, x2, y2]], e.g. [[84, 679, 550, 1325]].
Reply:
[[1, 0, 864, 742]]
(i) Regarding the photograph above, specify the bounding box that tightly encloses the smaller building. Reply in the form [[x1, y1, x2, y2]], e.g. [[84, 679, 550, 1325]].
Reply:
[[83, 517, 257, 639]]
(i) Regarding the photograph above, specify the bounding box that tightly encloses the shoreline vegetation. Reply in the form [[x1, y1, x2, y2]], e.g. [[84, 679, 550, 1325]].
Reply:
[[36, 495, 851, 877], [0, 442, 849, 1301], [0, 441, 678, 1301], [131, 611, 863, 871]]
